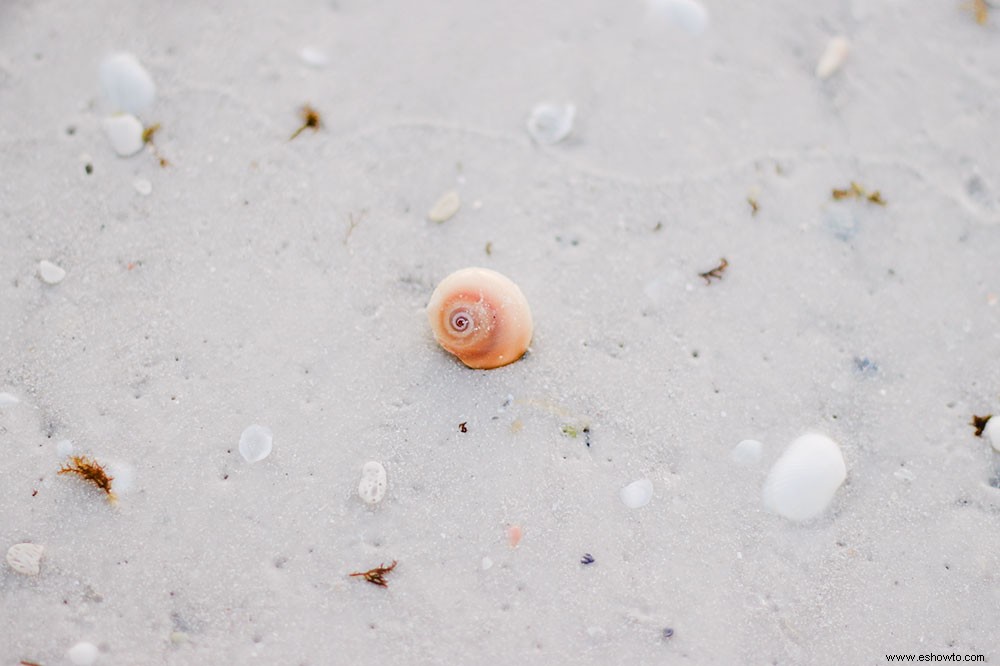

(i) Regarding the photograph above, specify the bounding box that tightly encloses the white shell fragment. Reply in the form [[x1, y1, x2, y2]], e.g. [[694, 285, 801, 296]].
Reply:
[[731, 439, 763, 465], [133, 178, 153, 196], [526, 103, 575, 145], [481, 556, 494, 571], [299, 46, 330, 67], [984, 417, 1000, 453], [357, 461, 388, 504], [6, 543, 44, 576], [815, 36, 851, 80], [762, 433, 847, 522], [648, 0, 710, 36], [102, 114, 145, 157], [238, 424, 273, 463], [0, 392, 21, 406], [620, 478, 653, 508], [38, 260, 67, 284], [67, 641, 99, 666], [428, 190, 461, 223], [99, 52, 156, 115]]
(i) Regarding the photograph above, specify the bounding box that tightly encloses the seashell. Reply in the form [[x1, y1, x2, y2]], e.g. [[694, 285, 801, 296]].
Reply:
[[731, 439, 763, 465], [815, 36, 850, 80], [985, 417, 1000, 453], [526, 103, 575, 145], [39, 259, 67, 284], [102, 114, 145, 157], [428, 190, 461, 223], [427, 267, 533, 369], [6, 542, 44, 576], [620, 478, 653, 508], [67, 641, 99, 666], [357, 461, 387, 504], [762, 433, 846, 522], [506, 525, 523, 547], [239, 424, 273, 463], [99, 52, 156, 115]]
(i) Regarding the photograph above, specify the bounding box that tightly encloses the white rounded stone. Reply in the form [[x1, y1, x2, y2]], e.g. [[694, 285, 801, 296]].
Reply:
[[102, 114, 145, 157], [815, 36, 851, 80], [239, 424, 273, 463], [6, 543, 44, 576], [526, 103, 575, 145], [731, 439, 763, 465], [428, 190, 461, 223], [357, 461, 388, 505], [481, 556, 493, 571], [67, 641, 99, 665], [620, 478, 653, 508], [985, 417, 1000, 453], [762, 433, 847, 522], [38, 260, 66, 284], [99, 52, 156, 115]]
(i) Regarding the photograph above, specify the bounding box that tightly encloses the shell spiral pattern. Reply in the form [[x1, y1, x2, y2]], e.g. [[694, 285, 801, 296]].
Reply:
[[427, 267, 533, 369]]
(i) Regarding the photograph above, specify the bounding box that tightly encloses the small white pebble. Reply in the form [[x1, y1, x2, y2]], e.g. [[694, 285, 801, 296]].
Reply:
[[38, 260, 67, 284], [299, 46, 329, 67], [481, 556, 493, 571], [985, 418, 1000, 453], [731, 439, 763, 465], [526, 103, 575, 145], [133, 178, 152, 196], [0, 392, 20, 406], [648, 0, 710, 36], [239, 424, 273, 463], [620, 478, 653, 508], [357, 461, 388, 505], [893, 467, 916, 482], [428, 190, 461, 223], [102, 114, 145, 157], [6, 543, 44, 576], [100, 52, 156, 115], [67, 641, 99, 666], [815, 36, 851, 80]]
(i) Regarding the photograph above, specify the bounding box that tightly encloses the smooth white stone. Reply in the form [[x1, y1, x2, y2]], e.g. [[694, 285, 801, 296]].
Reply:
[[731, 439, 763, 465], [816, 36, 851, 79], [357, 461, 388, 504], [762, 433, 847, 522], [481, 556, 493, 571], [620, 478, 653, 508], [0, 392, 19, 406], [428, 190, 461, 223], [100, 52, 156, 114], [299, 46, 329, 67], [239, 424, 273, 463], [526, 103, 575, 145], [39, 260, 66, 284], [102, 114, 145, 157], [985, 418, 1000, 453], [67, 641, 99, 666], [648, 0, 710, 36], [893, 467, 916, 482], [133, 178, 152, 196], [6, 543, 44, 575]]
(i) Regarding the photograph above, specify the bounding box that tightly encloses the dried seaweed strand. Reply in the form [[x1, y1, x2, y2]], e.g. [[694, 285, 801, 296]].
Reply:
[[290, 105, 322, 140], [971, 414, 992, 437], [698, 257, 729, 285], [58, 455, 117, 503], [349, 560, 397, 588]]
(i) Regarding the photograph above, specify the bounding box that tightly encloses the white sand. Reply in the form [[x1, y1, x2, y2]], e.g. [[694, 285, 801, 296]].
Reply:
[[1, 1, 999, 664]]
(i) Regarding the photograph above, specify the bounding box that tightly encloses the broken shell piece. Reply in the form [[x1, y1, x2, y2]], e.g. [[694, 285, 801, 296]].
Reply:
[[0, 392, 19, 406], [620, 478, 653, 508], [731, 439, 763, 465], [102, 114, 145, 157], [427, 267, 533, 369], [6, 542, 44, 576], [526, 103, 575, 145], [984, 418, 1000, 453], [428, 190, 461, 223], [507, 525, 523, 547], [762, 433, 847, 521], [815, 36, 851, 80], [238, 424, 273, 463], [38, 260, 67, 284], [357, 461, 388, 504], [99, 52, 156, 115]]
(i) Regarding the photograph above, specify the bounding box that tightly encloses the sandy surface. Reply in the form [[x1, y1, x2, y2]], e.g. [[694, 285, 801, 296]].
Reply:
[[1, 0, 999, 664]]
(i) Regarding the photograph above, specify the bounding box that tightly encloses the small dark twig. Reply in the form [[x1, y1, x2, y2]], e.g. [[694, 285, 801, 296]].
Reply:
[[699, 258, 728, 285], [290, 105, 322, 140], [349, 560, 397, 588]]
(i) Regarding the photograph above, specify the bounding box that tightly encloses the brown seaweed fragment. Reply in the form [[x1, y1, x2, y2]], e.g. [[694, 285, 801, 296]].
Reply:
[[349, 560, 397, 588], [290, 105, 322, 140], [58, 455, 117, 503], [971, 414, 992, 437], [698, 257, 729, 285]]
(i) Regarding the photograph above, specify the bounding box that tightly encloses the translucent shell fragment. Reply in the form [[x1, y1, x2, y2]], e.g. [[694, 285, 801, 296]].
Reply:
[[427, 267, 533, 370]]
